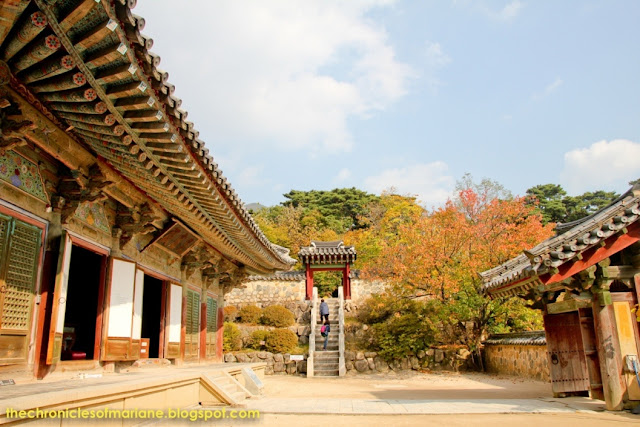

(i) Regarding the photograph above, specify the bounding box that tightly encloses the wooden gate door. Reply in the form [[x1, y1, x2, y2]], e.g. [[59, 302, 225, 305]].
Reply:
[[544, 312, 590, 395]]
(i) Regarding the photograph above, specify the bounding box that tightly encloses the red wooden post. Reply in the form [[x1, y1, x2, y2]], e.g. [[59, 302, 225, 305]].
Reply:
[[344, 263, 351, 300], [305, 263, 314, 300], [216, 306, 224, 360]]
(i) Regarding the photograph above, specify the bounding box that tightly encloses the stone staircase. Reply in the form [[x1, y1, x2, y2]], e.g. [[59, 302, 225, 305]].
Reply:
[[313, 298, 340, 376], [201, 371, 251, 406]]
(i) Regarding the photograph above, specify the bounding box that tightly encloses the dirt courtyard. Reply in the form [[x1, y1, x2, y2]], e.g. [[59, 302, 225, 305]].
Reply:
[[263, 370, 554, 400], [215, 371, 640, 427]]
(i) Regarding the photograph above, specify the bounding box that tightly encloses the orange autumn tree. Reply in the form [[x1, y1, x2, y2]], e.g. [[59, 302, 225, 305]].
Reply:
[[355, 182, 554, 357]]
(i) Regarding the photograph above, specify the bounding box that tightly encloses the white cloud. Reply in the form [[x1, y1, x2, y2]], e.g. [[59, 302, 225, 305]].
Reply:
[[134, 1, 412, 155], [423, 41, 451, 92], [497, 1, 524, 21], [334, 168, 352, 183], [425, 41, 451, 67], [532, 77, 563, 100], [561, 139, 640, 193], [364, 162, 455, 207]]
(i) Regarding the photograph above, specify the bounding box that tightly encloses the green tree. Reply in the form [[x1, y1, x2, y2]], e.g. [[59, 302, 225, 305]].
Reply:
[[525, 184, 618, 224], [525, 184, 567, 224], [282, 188, 379, 232]]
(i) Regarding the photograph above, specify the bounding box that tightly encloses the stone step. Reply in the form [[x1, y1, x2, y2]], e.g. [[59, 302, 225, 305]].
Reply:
[[314, 370, 339, 377], [314, 354, 339, 361], [314, 360, 339, 367], [316, 346, 339, 351]]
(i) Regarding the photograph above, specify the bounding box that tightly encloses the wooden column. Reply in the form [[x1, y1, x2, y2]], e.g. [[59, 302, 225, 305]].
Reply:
[[592, 286, 626, 410], [305, 263, 314, 300], [344, 263, 351, 300]]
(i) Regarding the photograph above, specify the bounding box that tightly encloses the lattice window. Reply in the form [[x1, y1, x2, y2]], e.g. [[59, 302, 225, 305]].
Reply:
[[1, 221, 40, 330], [206, 297, 217, 333], [185, 289, 200, 337]]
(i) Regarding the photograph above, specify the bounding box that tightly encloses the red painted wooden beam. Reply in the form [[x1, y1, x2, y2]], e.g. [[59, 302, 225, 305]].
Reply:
[[540, 222, 640, 284]]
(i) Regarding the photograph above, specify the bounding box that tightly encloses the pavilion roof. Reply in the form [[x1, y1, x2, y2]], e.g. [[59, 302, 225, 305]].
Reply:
[[480, 184, 640, 297], [298, 241, 357, 265], [0, 0, 295, 273]]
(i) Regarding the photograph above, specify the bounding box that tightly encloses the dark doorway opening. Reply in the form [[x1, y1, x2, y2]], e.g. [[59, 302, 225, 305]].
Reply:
[[62, 245, 102, 360], [141, 275, 163, 358]]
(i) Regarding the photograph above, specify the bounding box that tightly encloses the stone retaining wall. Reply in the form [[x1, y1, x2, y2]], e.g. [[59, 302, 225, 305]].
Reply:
[[225, 280, 305, 306], [225, 277, 387, 307], [344, 348, 473, 374], [224, 352, 307, 375]]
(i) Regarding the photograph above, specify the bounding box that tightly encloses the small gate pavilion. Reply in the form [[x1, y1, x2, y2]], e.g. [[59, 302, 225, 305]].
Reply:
[[480, 184, 640, 411], [299, 241, 356, 300]]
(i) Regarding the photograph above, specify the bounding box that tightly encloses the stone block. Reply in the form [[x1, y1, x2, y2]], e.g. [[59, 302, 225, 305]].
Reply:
[[273, 362, 285, 372], [274, 353, 284, 362], [400, 358, 409, 370], [367, 357, 375, 370], [345, 350, 355, 361], [435, 349, 444, 363], [235, 353, 249, 363], [426, 349, 435, 357], [286, 361, 297, 375], [417, 350, 426, 359], [283, 353, 291, 363], [257, 352, 268, 359], [356, 352, 365, 360], [374, 357, 388, 372], [409, 356, 420, 370], [364, 352, 377, 358], [224, 354, 236, 363], [354, 359, 369, 372], [265, 365, 274, 375], [346, 360, 354, 370]]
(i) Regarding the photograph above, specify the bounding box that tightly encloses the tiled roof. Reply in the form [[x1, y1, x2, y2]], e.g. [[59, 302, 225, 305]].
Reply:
[[484, 331, 546, 346], [0, 0, 295, 272], [246, 271, 305, 282], [246, 269, 362, 282], [480, 184, 640, 297], [298, 240, 357, 264]]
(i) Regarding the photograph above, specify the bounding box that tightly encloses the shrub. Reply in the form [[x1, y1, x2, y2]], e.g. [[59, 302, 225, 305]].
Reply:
[[223, 322, 242, 351], [260, 305, 295, 327], [237, 305, 262, 324], [223, 305, 238, 322], [264, 328, 298, 353], [249, 330, 270, 350]]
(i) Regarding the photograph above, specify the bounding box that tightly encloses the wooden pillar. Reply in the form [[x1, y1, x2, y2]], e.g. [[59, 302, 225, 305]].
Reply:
[[305, 264, 314, 300], [344, 263, 351, 300], [592, 287, 626, 410]]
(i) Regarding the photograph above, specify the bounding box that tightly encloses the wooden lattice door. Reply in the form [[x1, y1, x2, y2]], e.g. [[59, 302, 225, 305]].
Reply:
[[184, 288, 200, 359], [205, 296, 217, 358], [544, 312, 590, 395], [0, 213, 42, 364]]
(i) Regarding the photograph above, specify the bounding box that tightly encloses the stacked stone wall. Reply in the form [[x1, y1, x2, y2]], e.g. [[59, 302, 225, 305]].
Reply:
[[226, 277, 387, 307], [225, 280, 305, 306], [483, 344, 550, 381]]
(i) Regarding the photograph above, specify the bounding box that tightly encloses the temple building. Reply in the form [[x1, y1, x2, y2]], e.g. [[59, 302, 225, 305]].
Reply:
[[0, 0, 294, 380], [480, 184, 640, 410]]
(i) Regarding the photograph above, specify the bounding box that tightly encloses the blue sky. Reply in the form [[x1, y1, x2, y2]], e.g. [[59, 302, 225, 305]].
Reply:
[[135, 1, 640, 208]]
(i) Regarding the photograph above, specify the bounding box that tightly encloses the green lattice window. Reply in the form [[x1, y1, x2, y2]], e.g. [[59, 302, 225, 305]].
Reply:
[[206, 297, 217, 333], [0, 213, 42, 363]]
